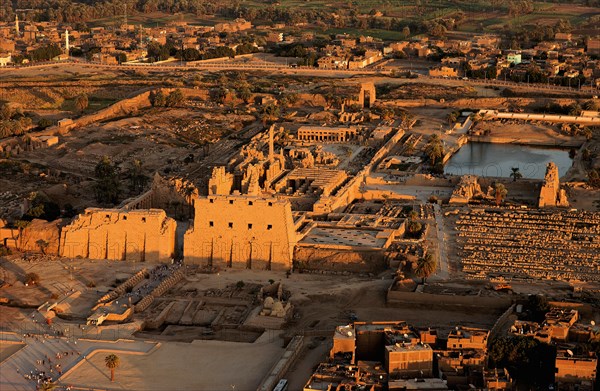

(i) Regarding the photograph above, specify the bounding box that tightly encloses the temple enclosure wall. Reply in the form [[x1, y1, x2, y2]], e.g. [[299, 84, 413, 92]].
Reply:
[[183, 196, 296, 270], [60, 208, 176, 262], [386, 289, 512, 309]]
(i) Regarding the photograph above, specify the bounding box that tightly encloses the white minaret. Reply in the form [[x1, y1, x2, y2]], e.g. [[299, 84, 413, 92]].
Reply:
[[65, 29, 69, 54], [15, 15, 19, 35]]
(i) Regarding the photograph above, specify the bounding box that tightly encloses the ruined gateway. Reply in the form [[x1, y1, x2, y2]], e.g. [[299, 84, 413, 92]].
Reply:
[[183, 195, 297, 270], [60, 208, 177, 262]]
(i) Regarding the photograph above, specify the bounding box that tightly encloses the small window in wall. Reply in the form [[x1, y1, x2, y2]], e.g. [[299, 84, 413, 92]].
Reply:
[[267, 224, 272, 230], [228, 222, 233, 228], [209, 221, 214, 227], [268, 202, 273, 206], [209, 199, 214, 203], [142, 217, 146, 223], [229, 200, 234, 205], [248, 201, 253, 206], [248, 223, 253, 230], [105, 214, 110, 219], [122, 216, 127, 221]]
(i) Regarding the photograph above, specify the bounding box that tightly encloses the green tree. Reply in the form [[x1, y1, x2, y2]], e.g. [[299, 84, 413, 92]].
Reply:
[[582, 99, 598, 111], [237, 87, 252, 104], [36, 239, 49, 255], [104, 354, 120, 382], [407, 221, 423, 238], [40, 381, 57, 391], [25, 272, 40, 285], [446, 111, 459, 124], [211, 87, 228, 105], [115, 52, 127, 63], [493, 182, 508, 206], [22, 192, 60, 221], [415, 254, 437, 283], [425, 134, 444, 165], [152, 90, 167, 107], [510, 167, 522, 182], [402, 26, 411, 38], [166, 89, 185, 107], [75, 94, 89, 112], [183, 183, 196, 218], [128, 159, 148, 194], [94, 156, 121, 205], [568, 103, 582, 116], [0, 103, 12, 120], [588, 169, 600, 188], [488, 336, 555, 387], [261, 103, 280, 125]]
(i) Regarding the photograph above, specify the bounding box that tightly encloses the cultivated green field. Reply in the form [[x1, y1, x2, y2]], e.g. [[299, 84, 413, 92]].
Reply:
[[85, 0, 599, 39]]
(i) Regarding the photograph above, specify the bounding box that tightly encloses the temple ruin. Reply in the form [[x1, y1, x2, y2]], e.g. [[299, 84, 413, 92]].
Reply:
[[449, 175, 483, 205], [183, 195, 298, 270], [60, 208, 176, 262], [538, 162, 569, 208]]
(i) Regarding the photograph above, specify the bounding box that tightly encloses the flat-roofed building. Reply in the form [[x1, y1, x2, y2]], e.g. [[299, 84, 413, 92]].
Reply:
[[385, 342, 433, 378], [447, 327, 489, 351], [555, 350, 597, 386]]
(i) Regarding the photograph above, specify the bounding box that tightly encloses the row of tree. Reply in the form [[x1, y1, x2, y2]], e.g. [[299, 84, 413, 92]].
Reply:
[[0, 104, 33, 138], [94, 156, 149, 205], [150, 89, 184, 107]]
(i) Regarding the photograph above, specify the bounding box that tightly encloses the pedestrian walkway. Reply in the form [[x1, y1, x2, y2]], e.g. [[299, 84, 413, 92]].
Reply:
[[0, 332, 156, 391]]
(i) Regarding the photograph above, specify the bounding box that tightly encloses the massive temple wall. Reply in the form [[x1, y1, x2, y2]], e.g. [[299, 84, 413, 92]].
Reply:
[[183, 196, 296, 270], [60, 208, 176, 262]]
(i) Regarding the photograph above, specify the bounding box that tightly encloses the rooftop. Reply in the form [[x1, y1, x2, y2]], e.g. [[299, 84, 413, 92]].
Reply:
[[385, 342, 432, 353]]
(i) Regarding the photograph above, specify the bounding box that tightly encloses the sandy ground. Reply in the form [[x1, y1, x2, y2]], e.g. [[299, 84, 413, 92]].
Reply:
[[61, 332, 283, 391], [472, 121, 586, 146], [568, 187, 600, 211], [0, 256, 145, 322]]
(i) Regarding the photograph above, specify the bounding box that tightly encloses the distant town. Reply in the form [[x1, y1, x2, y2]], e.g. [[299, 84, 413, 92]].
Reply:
[[0, 1, 599, 391]]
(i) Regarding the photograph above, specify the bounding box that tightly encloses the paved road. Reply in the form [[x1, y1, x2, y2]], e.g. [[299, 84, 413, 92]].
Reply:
[[432, 203, 450, 281]]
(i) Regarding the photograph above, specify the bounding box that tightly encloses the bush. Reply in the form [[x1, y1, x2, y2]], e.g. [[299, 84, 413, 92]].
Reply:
[[87, 280, 96, 288], [25, 272, 40, 285], [0, 245, 11, 256], [236, 280, 245, 289], [37, 118, 54, 129]]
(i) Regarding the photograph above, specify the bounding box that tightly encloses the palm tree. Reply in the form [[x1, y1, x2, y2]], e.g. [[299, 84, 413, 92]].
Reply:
[[183, 183, 196, 219], [40, 382, 57, 391], [493, 183, 508, 206], [509, 167, 522, 182], [425, 134, 444, 165], [446, 111, 458, 124], [105, 354, 120, 382], [415, 254, 437, 283]]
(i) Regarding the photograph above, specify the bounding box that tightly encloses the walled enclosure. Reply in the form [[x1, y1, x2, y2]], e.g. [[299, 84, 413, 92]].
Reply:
[[183, 195, 297, 270], [60, 208, 176, 262]]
